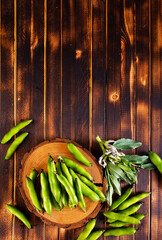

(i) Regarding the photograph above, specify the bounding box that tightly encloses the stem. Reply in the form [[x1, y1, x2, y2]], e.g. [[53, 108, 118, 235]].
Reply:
[[96, 135, 106, 153]]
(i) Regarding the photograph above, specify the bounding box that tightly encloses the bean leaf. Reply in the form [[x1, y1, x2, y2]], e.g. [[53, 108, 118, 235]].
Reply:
[[108, 162, 132, 184], [121, 155, 149, 164], [113, 138, 142, 150], [141, 163, 155, 170], [109, 175, 121, 196], [105, 171, 114, 206], [118, 163, 137, 183]]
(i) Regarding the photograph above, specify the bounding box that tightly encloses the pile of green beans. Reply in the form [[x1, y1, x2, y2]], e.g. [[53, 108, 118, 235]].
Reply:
[[1, 119, 32, 159], [25, 154, 106, 215], [103, 188, 150, 236]]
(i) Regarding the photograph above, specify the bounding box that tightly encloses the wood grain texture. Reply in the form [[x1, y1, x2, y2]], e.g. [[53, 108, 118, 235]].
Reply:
[[135, 0, 150, 239], [106, 1, 121, 240], [61, 0, 76, 239], [151, 0, 162, 239], [0, 0, 14, 239], [91, 0, 106, 239], [0, 0, 161, 239], [45, 0, 61, 239], [120, 1, 135, 240], [15, 0, 44, 239]]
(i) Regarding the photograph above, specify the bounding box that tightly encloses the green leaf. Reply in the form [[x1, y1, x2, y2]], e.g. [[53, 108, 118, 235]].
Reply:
[[141, 163, 155, 170], [108, 162, 132, 184], [121, 155, 149, 164], [109, 175, 121, 196], [118, 163, 137, 183], [113, 138, 142, 150], [106, 177, 114, 206]]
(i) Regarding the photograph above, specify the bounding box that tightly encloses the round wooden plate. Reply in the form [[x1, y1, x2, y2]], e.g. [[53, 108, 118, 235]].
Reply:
[[19, 138, 105, 229]]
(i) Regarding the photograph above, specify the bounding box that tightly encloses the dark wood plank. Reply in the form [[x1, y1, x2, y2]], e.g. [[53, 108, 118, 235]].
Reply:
[[15, 0, 44, 239], [106, 1, 136, 240], [61, 0, 91, 239], [119, 1, 135, 240], [135, 0, 150, 239], [106, 1, 121, 239], [46, 0, 61, 141], [151, 0, 162, 239], [61, 0, 76, 239], [0, 0, 14, 239], [45, 0, 61, 238], [91, 0, 106, 239]]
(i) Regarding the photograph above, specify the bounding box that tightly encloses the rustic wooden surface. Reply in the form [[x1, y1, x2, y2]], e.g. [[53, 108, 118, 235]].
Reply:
[[0, 0, 161, 239]]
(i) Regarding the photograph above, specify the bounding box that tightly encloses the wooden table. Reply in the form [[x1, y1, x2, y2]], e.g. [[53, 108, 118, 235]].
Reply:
[[0, 0, 161, 239]]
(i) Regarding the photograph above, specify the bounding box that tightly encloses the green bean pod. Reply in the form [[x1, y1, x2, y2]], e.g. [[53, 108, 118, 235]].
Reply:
[[6, 204, 31, 229], [85, 230, 104, 240], [75, 178, 86, 212], [58, 156, 93, 181], [103, 211, 140, 225], [104, 227, 137, 236], [108, 202, 143, 223], [109, 187, 133, 210], [29, 168, 37, 184], [51, 195, 60, 211], [56, 174, 78, 206], [67, 142, 92, 167], [56, 161, 69, 208], [48, 157, 61, 203], [108, 214, 145, 227], [40, 170, 52, 215], [69, 169, 100, 202], [117, 192, 151, 210], [26, 177, 43, 212], [78, 174, 106, 201], [5, 132, 28, 160], [77, 219, 96, 240], [1, 119, 32, 144], [148, 150, 162, 174], [60, 160, 73, 186]]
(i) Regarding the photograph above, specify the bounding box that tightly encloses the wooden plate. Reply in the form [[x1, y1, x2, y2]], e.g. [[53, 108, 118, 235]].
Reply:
[[19, 138, 105, 229]]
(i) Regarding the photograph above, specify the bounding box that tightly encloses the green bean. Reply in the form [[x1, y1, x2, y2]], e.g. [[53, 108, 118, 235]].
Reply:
[[109, 187, 133, 210], [108, 214, 145, 227], [77, 219, 96, 240], [48, 157, 61, 203], [26, 177, 43, 212], [75, 178, 86, 212], [78, 174, 106, 201], [51, 195, 60, 211], [67, 142, 92, 167], [104, 227, 136, 236], [29, 168, 37, 184], [6, 204, 31, 229], [117, 192, 151, 210], [40, 170, 52, 215], [58, 156, 93, 181], [1, 119, 32, 144], [108, 202, 143, 223], [69, 199, 75, 209], [5, 132, 28, 160], [56, 161, 69, 208], [69, 169, 100, 202], [56, 174, 78, 206], [103, 211, 140, 225], [60, 160, 73, 186], [85, 230, 104, 240], [149, 150, 162, 174]]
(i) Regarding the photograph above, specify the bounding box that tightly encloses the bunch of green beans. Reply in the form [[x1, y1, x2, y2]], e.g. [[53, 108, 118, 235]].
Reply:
[[103, 188, 150, 236], [25, 154, 106, 215], [1, 119, 32, 159]]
